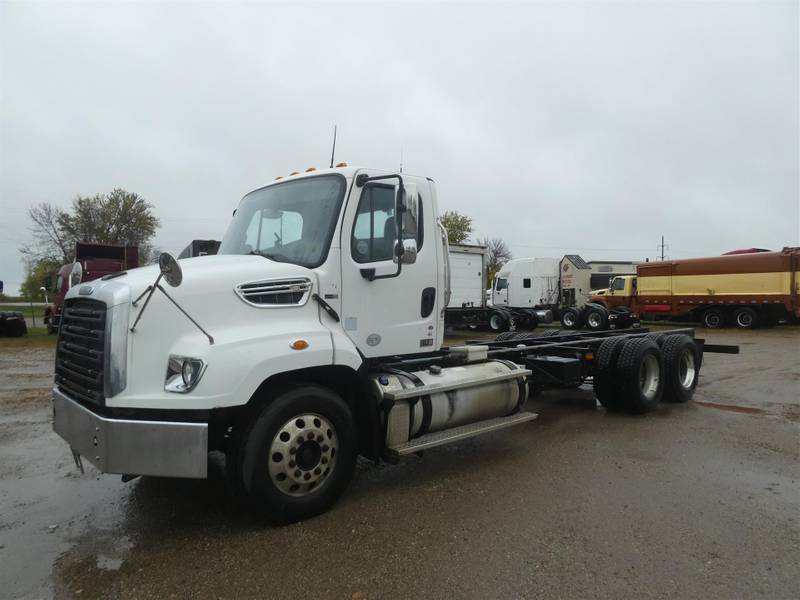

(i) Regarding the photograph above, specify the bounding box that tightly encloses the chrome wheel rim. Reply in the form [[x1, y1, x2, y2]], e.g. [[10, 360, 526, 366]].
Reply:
[[737, 312, 753, 327], [563, 313, 575, 327], [588, 313, 601, 328], [706, 313, 720, 327], [639, 354, 660, 400], [678, 349, 696, 389], [268, 413, 338, 497], [490, 315, 503, 330]]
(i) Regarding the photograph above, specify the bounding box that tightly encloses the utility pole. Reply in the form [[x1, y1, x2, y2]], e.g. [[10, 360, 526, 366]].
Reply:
[[658, 235, 667, 261]]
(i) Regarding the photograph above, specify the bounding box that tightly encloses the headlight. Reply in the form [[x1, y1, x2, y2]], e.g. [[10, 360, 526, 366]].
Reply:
[[165, 355, 207, 393]]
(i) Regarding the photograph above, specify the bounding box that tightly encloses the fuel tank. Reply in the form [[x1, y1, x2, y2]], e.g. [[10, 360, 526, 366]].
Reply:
[[370, 359, 529, 448]]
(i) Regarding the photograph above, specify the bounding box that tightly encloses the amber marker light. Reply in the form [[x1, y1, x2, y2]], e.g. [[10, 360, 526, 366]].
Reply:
[[290, 339, 309, 350], [305, 167, 317, 172], [335, 162, 348, 167], [585, 352, 594, 361], [289, 171, 300, 176]]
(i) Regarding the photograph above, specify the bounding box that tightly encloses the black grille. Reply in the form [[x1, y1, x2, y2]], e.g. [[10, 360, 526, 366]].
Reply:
[[55, 298, 107, 405]]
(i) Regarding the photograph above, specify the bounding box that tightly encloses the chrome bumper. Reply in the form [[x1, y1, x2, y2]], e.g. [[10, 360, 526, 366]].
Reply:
[[52, 387, 208, 479]]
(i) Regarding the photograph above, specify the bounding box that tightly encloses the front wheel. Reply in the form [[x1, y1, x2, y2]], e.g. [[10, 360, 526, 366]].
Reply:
[[488, 310, 509, 332], [239, 384, 357, 523]]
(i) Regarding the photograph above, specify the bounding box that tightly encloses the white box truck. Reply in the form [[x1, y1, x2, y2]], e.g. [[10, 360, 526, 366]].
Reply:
[[51, 165, 736, 523]]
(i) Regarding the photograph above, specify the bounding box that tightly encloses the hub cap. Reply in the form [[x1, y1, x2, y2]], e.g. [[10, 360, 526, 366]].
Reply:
[[268, 413, 338, 497], [639, 354, 661, 400], [678, 349, 696, 389], [737, 312, 753, 327]]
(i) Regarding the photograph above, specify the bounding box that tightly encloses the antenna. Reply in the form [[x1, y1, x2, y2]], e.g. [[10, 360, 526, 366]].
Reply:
[[400, 147, 403, 173], [329, 124, 337, 168], [657, 235, 669, 261]]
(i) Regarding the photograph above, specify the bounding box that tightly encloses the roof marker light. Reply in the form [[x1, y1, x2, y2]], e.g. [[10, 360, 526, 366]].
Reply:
[[289, 171, 300, 176], [306, 167, 317, 172], [336, 162, 348, 167], [274, 176, 283, 181]]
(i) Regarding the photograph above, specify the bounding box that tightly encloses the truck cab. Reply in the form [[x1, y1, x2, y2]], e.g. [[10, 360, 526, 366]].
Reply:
[[592, 275, 636, 308]]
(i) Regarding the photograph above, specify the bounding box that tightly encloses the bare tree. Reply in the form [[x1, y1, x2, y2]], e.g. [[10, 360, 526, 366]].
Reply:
[[478, 236, 513, 282]]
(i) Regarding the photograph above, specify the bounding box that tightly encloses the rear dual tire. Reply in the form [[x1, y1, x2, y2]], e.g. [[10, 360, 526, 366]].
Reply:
[[593, 335, 700, 413], [560, 307, 582, 329]]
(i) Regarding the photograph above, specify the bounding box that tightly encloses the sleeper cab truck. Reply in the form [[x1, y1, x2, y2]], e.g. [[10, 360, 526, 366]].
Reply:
[[44, 243, 139, 334], [51, 166, 736, 523], [587, 248, 800, 329]]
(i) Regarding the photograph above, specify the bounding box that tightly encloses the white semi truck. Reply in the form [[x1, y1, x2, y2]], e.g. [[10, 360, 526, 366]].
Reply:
[[444, 246, 554, 332], [52, 165, 737, 523]]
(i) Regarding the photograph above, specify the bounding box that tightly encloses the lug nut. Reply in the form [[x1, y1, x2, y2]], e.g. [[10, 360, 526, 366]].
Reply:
[[322, 457, 328, 464], [303, 473, 311, 480], [322, 445, 329, 452], [307, 432, 314, 440], [289, 460, 295, 468], [294, 470, 301, 478], [289, 447, 297, 454], [314, 467, 321, 475], [316, 435, 324, 443]]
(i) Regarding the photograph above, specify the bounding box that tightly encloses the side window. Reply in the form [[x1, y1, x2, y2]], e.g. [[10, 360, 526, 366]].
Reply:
[[352, 185, 396, 263], [523, 278, 531, 288], [612, 278, 626, 291], [495, 278, 508, 291]]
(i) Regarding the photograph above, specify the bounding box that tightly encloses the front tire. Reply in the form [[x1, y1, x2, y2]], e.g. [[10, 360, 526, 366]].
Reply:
[[240, 384, 357, 523], [488, 310, 509, 332]]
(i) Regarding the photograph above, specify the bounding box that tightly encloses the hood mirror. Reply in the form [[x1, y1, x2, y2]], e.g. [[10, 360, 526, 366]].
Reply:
[[69, 261, 83, 288], [159, 253, 183, 287]]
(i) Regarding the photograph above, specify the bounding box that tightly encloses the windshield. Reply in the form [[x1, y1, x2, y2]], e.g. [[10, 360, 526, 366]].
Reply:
[[612, 277, 626, 291], [218, 175, 346, 268]]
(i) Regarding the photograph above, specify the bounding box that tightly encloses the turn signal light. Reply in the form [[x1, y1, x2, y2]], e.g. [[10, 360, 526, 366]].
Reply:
[[335, 162, 348, 167], [290, 339, 309, 350]]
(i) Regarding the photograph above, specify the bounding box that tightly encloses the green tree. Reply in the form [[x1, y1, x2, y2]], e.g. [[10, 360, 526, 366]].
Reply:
[[20, 258, 60, 300], [21, 189, 160, 265], [439, 210, 473, 245]]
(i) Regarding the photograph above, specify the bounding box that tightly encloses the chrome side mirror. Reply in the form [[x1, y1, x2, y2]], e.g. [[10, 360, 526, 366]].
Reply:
[[401, 238, 418, 264], [159, 252, 183, 287], [69, 261, 83, 288]]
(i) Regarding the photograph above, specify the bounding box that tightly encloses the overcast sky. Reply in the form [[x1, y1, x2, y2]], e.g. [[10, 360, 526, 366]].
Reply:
[[1, 1, 798, 295]]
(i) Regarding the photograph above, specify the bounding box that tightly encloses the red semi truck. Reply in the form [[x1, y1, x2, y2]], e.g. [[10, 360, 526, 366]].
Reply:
[[44, 243, 139, 333]]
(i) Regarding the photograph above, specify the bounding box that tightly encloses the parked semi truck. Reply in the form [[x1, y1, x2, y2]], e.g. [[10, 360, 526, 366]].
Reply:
[[587, 248, 800, 329], [444, 246, 554, 332], [51, 165, 737, 523], [44, 243, 139, 333]]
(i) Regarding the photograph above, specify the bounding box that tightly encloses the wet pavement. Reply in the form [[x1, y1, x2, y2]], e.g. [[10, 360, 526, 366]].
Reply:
[[0, 327, 798, 599]]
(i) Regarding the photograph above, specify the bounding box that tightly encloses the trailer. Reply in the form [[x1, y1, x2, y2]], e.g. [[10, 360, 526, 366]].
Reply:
[[51, 165, 738, 524], [587, 248, 800, 329]]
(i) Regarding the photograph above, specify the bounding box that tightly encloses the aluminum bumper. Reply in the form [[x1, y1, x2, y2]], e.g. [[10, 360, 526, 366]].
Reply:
[[52, 387, 208, 479]]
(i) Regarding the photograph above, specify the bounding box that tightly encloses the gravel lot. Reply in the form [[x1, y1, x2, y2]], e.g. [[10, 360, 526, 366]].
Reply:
[[0, 326, 798, 599]]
